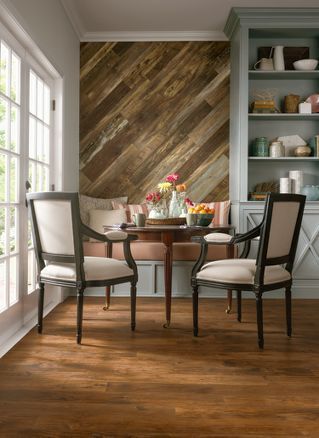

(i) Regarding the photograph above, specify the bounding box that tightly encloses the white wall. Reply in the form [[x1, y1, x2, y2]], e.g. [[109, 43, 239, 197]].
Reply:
[[3, 0, 80, 190]]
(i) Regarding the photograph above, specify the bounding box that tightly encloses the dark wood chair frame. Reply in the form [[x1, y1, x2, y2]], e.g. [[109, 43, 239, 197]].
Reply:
[[27, 192, 138, 344], [191, 193, 306, 348]]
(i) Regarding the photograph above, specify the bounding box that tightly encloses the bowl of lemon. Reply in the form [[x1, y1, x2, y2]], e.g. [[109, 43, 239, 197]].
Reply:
[[187, 204, 215, 226]]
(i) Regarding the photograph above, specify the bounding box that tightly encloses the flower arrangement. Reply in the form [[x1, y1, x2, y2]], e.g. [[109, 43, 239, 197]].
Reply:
[[146, 173, 188, 219]]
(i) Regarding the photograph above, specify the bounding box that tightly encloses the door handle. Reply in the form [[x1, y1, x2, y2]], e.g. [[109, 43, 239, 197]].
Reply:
[[25, 180, 31, 207]]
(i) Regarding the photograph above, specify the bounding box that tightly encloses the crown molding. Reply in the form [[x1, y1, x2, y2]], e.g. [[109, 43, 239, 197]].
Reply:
[[80, 30, 228, 42], [224, 7, 319, 38], [60, 0, 84, 40]]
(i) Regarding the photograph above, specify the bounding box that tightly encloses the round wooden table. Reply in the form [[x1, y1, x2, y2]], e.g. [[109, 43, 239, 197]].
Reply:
[[104, 224, 235, 327]]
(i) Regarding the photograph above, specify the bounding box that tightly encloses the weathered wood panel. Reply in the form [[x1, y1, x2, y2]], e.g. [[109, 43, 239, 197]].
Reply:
[[80, 42, 230, 203]]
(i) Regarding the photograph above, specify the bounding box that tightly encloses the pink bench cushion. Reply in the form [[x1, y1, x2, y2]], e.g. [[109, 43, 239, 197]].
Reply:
[[83, 241, 231, 261]]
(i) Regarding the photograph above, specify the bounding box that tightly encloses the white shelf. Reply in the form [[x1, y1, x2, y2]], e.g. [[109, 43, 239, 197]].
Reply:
[[249, 113, 319, 121], [249, 70, 319, 80], [249, 157, 319, 161]]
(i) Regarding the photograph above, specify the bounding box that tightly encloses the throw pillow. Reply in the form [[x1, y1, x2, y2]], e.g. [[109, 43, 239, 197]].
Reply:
[[89, 209, 128, 234], [79, 194, 128, 225], [111, 201, 149, 222]]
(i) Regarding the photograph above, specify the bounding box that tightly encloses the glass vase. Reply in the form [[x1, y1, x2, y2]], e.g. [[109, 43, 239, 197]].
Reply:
[[168, 191, 181, 218]]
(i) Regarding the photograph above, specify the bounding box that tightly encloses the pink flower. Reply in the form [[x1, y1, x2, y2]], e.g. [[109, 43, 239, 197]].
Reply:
[[146, 191, 162, 204], [185, 197, 194, 206], [165, 173, 179, 183]]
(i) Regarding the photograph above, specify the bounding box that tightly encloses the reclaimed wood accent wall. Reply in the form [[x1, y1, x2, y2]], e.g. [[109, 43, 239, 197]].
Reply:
[[80, 42, 230, 203]]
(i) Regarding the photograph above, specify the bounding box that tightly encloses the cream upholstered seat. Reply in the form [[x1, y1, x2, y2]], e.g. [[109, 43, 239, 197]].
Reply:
[[191, 193, 306, 349], [41, 257, 133, 282], [197, 259, 291, 285], [26, 192, 138, 344]]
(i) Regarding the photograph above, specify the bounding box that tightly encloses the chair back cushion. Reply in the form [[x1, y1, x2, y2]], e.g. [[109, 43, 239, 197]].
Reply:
[[256, 194, 305, 271], [33, 199, 75, 255], [266, 202, 300, 259]]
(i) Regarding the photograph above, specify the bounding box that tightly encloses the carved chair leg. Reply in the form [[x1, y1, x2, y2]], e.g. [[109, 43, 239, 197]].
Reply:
[[237, 290, 242, 322], [226, 290, 232, 314], [255, 292, 264, 349], [76, 287, 84, 344], [38, 283, 45, 334], [130, 283, 137, 331], [192, 285, 199, 337], [285, 287, 292, 337], [103, 286, 111, 311]]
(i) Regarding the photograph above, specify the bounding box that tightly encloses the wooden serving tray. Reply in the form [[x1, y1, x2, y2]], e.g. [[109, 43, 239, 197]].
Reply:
[[146, 217, 186, 225]]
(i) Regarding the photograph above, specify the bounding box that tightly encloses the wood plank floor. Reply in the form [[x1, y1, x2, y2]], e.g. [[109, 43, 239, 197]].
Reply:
[[1, 297, 319, 437]]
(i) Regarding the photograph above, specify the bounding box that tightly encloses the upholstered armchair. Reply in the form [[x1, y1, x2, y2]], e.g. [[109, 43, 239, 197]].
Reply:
[[27, 192, 138, 344], [191, 193, 306, 348]]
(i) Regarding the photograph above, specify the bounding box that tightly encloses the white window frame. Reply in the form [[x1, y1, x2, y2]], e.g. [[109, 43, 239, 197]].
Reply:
[[0, 6, 63, 354]]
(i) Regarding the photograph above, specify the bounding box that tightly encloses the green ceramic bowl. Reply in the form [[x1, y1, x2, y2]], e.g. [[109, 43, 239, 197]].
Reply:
[[196, 213, 214, 227]]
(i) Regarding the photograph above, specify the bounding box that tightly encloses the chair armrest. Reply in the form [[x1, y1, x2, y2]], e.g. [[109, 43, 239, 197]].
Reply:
[[231, 223, 262, 244], [81, 223, 138, 243], [191, 233, 234, 278], [81, 223, 108, 242], [191, 233, 233, 246], [104, 230, 129, 241]]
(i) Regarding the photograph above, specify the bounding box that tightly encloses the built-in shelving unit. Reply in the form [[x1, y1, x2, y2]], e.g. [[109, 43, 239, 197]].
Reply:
[[224, 7, 319, 292]]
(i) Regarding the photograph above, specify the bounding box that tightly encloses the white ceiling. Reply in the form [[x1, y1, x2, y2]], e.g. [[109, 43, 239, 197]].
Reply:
[[60, 0, 319, 41]]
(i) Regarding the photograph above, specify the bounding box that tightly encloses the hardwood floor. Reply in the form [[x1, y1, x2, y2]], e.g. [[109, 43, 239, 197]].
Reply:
[[1, 297, 319, 437]]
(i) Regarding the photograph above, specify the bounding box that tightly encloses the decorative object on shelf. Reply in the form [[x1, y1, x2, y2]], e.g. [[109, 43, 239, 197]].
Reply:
[[251, 89, 279, 113], [305, 94, 319, 113], [249, 181, 279, 200], [299, 102, 312, 114], [258, 46, 310, 70], [280, 177, 292, 194], [277, 134, 307, 157], [300, 185, 319, 201], [273, 46, 285, 71], [252, 137, 269, 157], [269, 140, 285, 158], [294, 145, 312, 157], [254, 54, 274, 71], [293, 59, 318, 71], [289, 170, 303, 194], [249, 193, 267, 201], [308, 135, 319, 156], [284, 94, 300, 113]]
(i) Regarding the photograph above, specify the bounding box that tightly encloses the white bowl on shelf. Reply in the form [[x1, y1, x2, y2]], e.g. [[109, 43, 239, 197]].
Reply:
[[293, 59, 318, 71]]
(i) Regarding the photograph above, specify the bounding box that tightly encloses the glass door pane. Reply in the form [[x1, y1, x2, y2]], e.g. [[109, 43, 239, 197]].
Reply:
[[27, 69, 51, 294], [0, 40, 21, 313]]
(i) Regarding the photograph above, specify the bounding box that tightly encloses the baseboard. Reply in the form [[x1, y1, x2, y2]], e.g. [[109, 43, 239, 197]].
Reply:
[[0, 300, 58, 358]]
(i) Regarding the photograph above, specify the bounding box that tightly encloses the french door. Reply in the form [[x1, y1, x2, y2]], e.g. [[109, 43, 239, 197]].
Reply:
[[0, 25, 57, 343]]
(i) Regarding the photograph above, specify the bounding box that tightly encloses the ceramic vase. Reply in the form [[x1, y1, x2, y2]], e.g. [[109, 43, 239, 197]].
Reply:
[[273, 46, 285, 71]]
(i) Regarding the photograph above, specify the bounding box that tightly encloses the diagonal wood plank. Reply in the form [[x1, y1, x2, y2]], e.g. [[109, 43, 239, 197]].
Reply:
[[80, 42, 230, 203]]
